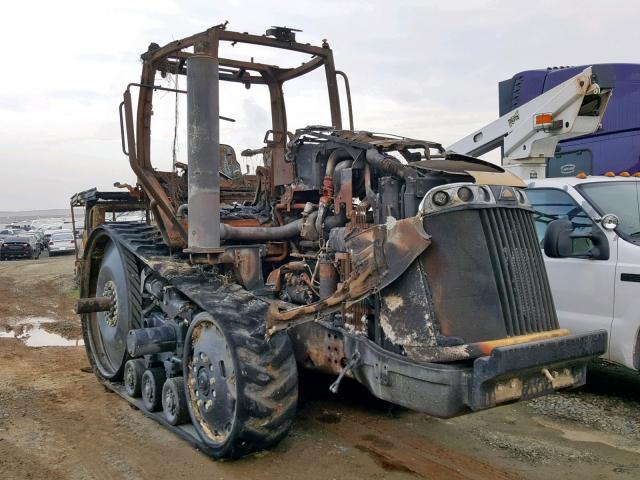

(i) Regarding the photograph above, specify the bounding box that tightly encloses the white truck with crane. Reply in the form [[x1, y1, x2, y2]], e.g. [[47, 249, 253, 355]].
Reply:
[[449, 67, 640, 372]]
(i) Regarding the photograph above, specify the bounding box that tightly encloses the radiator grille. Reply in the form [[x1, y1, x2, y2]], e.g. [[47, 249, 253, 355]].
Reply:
[[479, 208, 559, 336]]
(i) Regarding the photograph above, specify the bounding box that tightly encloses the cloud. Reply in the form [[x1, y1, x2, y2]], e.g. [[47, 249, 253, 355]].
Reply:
[[1, 0, 639, 210]]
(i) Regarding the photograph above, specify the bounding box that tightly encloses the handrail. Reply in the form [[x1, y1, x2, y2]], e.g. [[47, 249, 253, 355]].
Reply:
[[336, 71, 354, 130]]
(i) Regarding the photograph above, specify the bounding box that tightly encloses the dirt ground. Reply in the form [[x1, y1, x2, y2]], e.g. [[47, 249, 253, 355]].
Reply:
[[1, 254, 640, 480]]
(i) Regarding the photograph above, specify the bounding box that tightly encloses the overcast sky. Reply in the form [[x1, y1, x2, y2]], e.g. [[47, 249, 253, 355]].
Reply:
[[1, 0, 639, 211]]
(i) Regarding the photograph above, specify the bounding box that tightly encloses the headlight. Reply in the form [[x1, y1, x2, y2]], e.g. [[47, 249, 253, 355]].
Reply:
[[516, 189, 528, 205], [419, 183, 497, 215], [432, 191, 450, 206], [457, 186, 474, 202]]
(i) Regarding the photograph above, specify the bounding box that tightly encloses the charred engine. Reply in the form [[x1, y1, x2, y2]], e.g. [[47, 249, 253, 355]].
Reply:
[[155, 126, 558, 366], [128, 126, 559, 370]]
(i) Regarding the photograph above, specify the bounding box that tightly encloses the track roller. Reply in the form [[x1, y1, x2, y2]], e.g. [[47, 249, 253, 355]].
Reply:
[[124, 359, 145, 397], [142, 367, 166, 412], [162, 377, 189, 425]]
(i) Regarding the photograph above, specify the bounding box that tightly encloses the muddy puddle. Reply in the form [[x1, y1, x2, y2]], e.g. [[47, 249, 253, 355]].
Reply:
[[0, 317, 83, 347], [535, 416, 640, 455]]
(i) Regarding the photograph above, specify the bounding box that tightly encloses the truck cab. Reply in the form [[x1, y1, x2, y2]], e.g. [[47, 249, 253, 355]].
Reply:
[[526, 175, 640, 370]]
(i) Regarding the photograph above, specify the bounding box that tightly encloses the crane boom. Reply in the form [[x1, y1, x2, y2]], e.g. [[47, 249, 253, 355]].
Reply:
[[447, 66, 612, 178]]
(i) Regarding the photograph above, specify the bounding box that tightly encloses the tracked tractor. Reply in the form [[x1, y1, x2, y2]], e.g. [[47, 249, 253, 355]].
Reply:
[[76, 24, 607, 459]]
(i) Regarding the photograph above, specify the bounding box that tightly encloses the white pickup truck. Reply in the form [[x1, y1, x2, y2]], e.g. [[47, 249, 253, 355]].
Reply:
[[526, 175, 640, 371]]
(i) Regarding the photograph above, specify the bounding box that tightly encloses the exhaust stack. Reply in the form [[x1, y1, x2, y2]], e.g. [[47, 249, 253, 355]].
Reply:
[[186, 53, 221, 251]]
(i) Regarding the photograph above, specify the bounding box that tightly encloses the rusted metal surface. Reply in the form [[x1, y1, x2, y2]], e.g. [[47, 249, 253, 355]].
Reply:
[[220, 176, 258, 204], [230, 247, 263, 291], [121, 24, 346, 252], [265, 214, 431, 331], [74, 296, 113, 314], [291, 322, 345, 375], [333, 167, 354, 219], [318, 257, 338, 299]]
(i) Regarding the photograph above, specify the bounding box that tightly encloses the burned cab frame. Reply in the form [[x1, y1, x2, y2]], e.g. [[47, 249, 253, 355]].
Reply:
[[76, 23, 606, 459], [70, 188, 146, 278]]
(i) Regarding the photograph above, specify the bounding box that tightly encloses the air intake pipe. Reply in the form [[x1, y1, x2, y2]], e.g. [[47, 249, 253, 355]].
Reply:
[[186, 53, 221, 251], [220, 219, 304, 241]]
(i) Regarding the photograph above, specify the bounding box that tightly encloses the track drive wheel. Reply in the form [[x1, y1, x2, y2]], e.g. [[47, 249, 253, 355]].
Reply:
[[162, 377, 189, 425], [82, 240, 141, 381], [184, 299, 298, 459], [124, 359, 145, 397]]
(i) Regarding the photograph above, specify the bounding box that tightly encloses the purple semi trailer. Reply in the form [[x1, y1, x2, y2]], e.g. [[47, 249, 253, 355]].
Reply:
[[500, 64, 640, 177]]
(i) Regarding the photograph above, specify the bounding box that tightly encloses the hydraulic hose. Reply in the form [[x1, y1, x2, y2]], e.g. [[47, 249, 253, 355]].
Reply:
[[365, 149, 413, 179]]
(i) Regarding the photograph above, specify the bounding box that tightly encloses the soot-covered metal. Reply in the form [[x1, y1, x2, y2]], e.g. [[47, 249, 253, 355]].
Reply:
[[75, 23, 607, 459]]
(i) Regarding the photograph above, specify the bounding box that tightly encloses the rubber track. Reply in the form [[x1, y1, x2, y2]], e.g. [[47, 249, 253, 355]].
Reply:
[[122, 247, 143, 331], [89, 222, 298, 458]]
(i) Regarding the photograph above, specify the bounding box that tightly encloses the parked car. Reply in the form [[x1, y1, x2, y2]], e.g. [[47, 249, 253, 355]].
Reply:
[[0, 228, 20, 240], [21, 231, 46, 252], [0, 236, 40, 260], [29, 230, 47, 251], [48, 231, 75, 256], [43, 228, 70, 244], [526, 175, 640, 371]]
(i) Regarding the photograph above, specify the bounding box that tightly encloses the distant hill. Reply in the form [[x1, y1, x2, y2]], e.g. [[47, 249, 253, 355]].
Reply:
[[0, 209, 72, 224]]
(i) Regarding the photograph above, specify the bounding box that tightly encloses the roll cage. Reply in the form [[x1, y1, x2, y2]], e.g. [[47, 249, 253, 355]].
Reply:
[[120, 23, 350, 248]]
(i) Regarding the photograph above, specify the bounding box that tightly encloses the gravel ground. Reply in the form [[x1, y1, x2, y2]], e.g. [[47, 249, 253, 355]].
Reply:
[[527, 390, 640, 440], [473, 429, 597, 464]]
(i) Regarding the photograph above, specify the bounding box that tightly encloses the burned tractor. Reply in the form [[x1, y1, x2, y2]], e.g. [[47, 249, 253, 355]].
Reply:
[[77, 24, 607, 459]]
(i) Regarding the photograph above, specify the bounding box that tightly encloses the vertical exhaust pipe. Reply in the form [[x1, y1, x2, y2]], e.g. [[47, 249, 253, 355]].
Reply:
[[186, 53, 221, 251]]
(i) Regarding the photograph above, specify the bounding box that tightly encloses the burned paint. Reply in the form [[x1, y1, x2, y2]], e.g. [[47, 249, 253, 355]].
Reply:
[[382, 294, 403, 312]]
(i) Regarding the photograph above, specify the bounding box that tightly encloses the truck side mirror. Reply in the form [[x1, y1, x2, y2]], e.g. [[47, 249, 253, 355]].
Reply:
[[543, 219, 610, 260]]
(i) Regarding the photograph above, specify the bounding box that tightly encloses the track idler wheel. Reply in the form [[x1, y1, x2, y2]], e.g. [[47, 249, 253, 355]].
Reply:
[[83, 240, 141, 381], [142, 367, 166, 412], [162, 377, 189, 425], [124, 359, 145, 397]]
